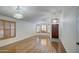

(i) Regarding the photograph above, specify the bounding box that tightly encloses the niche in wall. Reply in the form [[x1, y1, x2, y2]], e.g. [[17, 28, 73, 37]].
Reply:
[[0, 20, 16, 40]]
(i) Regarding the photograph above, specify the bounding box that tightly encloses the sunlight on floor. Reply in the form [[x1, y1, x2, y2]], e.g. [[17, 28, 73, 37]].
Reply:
[[41, 39, 47, 46]]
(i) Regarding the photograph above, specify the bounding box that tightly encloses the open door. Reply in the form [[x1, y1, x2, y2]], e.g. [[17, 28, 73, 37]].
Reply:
[[52, 24, 59, 38]]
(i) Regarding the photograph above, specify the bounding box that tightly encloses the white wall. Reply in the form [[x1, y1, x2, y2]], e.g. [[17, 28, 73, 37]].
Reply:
[[76, 7, 79, 52], [16, 20, 36, 39], [0, 15, 36, 47], [59, 7, 77, 53]]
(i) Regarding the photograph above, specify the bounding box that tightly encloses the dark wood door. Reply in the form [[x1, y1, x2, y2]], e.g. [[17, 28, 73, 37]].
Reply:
[[52, 24, 59, 38]]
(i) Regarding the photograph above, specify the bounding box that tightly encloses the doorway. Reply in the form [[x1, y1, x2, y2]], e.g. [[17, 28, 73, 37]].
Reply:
[[51, 24, 59, 38]]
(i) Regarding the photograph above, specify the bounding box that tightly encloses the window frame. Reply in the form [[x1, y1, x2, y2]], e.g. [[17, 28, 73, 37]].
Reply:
[[0, 20, 16, 40]]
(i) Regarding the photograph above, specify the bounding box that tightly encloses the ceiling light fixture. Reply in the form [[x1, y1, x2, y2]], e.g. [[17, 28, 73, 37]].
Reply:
[[52, 18, 58, 24], [53, 20, 57, 23], [14, 13, 23, 19], [14, 6, 23, 19]]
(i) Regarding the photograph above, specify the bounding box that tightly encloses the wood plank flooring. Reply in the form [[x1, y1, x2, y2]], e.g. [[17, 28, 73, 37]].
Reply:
[[0, 35, 66, 53], [16, 35, 53, 53]]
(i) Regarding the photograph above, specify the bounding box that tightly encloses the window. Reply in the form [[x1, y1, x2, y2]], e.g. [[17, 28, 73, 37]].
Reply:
[[36, 24, 48, 33], [0, 20, 4, 39], [41, 24, 47, 32], [10, 22, 16, 37], [36, 24, 40, 32], [0, 20, 16, 40], [4, 21, 11, 39]]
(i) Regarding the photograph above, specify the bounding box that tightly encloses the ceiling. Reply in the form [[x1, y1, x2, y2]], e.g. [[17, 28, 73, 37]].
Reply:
[[0, 6, 63, 23]]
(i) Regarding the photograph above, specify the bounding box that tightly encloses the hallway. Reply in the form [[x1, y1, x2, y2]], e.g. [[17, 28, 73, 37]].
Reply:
[[0, 6, 78, 53]]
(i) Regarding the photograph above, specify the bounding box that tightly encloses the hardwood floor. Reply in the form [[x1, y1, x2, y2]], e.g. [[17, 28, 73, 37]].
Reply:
[[16, 35, 54, 53], [0, 35, 66, 53]]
